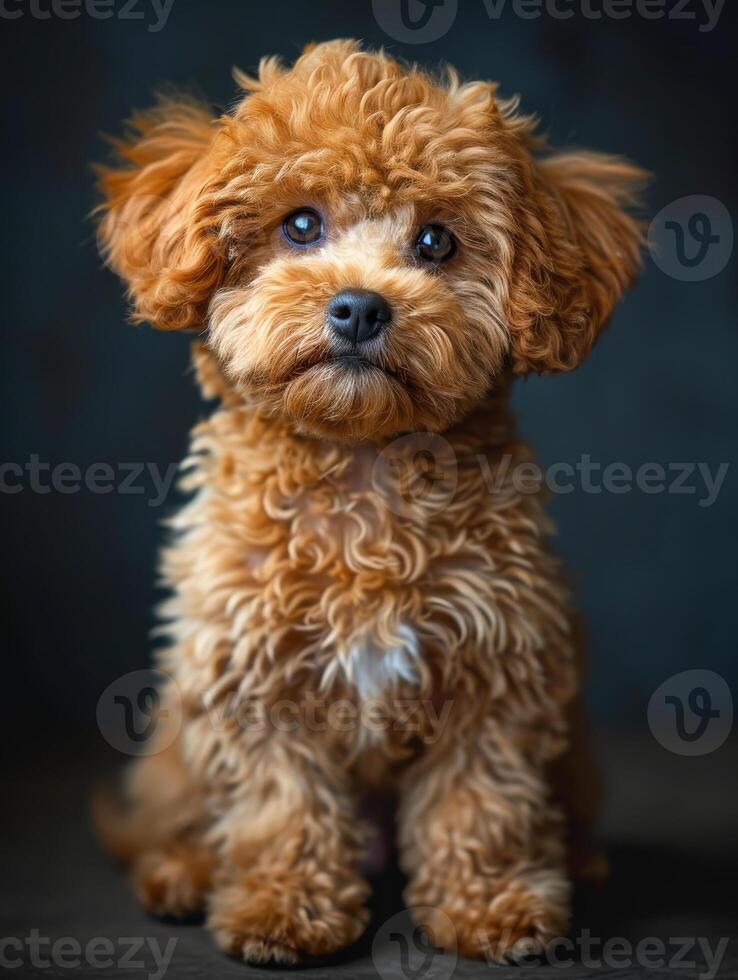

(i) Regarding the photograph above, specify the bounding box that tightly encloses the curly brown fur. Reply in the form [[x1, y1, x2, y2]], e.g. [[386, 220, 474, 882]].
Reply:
[[94, 40, 645, 964]]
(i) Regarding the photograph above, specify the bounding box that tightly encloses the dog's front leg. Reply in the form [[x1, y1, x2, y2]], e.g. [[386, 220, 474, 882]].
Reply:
[[206, 726, 370, 965], [398, 714, 570, 961]]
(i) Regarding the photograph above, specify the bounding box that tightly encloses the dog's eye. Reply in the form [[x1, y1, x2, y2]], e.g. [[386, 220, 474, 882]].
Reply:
[[415, 224, 457, 264], [282, 209, 323, 247]]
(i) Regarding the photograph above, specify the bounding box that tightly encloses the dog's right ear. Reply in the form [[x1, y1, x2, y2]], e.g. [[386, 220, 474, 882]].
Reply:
[[95, 97, 223, 331]]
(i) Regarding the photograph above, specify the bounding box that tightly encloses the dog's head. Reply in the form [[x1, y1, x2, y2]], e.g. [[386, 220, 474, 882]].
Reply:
[[97, 40, 645, 442]]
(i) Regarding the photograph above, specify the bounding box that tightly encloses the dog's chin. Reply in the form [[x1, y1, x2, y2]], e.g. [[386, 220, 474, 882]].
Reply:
[[280, 357, 415, 442]]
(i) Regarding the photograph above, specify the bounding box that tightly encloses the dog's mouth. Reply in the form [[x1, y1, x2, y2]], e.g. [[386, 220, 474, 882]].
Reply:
[[330, 354, 394, 377], [278, 351, 416, 441], [285, 352, 402, 387], [331, 348, 414, 386]]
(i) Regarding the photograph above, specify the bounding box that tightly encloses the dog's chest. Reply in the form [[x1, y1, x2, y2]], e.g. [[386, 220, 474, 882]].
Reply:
[[214, 444, 430, 699], [341, 624, 421, 700], [178, 427, 532, 709], [275, 461, 431, 699], [239, 444, 496, 702]]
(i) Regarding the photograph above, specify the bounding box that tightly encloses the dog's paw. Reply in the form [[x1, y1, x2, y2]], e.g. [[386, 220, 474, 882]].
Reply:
[[208, 874, 369, 964], [133, 848, 211, 920], [410, 871, 570, 962]]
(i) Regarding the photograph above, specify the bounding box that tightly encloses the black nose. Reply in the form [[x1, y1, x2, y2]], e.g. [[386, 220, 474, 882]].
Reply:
[[327, 289, 392, 345]]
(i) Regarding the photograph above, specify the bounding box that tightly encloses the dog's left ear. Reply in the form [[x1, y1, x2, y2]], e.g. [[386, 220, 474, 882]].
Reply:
[[96, 97, 223, 331], [507, 151, 647, 374]]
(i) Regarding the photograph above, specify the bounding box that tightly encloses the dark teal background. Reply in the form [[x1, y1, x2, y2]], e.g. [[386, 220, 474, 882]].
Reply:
[[1, 0, 736, 738]]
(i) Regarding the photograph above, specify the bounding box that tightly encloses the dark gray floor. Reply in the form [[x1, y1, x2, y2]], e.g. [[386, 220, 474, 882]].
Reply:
[[3, 730, 737, 979]]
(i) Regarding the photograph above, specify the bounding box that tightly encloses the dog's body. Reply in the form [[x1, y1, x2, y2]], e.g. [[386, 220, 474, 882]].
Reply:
[[95, 40, 643, 964]]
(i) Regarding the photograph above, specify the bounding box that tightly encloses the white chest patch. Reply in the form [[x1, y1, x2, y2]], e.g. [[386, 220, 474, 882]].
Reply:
[[343, 624, 420, 701]]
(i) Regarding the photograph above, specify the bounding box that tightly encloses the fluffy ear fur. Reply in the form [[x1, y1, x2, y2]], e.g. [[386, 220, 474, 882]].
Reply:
[[95, 97, 222, 330], [508, 151, 647, 374]]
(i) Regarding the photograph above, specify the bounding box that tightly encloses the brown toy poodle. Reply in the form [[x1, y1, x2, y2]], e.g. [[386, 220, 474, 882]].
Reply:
[[94, 39, 644, 966]]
